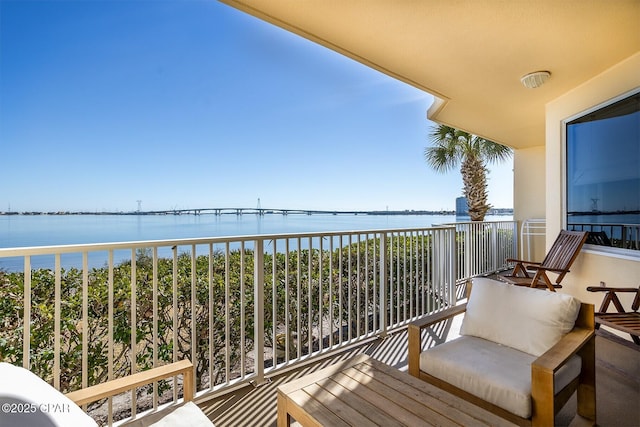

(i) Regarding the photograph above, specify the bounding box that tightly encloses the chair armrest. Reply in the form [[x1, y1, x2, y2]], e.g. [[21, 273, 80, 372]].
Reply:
[[531, 327, 595, 426], [525, 265, 568, 274], [586, 286, 639, 312], [506, 258, 542, 266], [586, 286, 639, 293], [65, 360, 194, 406], [408, 303, 467, 376], [532, 327, 594, 373], [408, 303, 467, 332]]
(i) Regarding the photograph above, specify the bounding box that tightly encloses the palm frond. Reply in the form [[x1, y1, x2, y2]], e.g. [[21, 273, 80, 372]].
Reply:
[[476, 137, 513, 164], [425, 125, 466, 172], [424, 124, 513, 221]]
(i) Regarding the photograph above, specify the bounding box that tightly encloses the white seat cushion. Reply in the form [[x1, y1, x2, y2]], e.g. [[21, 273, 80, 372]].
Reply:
[[460, 278, 581, 356], [0, 362, 98, 427], [421, 336, 582, 419]]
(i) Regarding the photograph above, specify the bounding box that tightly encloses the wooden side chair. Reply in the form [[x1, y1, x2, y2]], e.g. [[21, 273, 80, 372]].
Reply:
[[500, 230, 588, 291], [586, 285, 640, 345]]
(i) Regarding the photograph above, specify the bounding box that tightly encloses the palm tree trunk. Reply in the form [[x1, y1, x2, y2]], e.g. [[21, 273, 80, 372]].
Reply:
[[461, 156, 490, 221]]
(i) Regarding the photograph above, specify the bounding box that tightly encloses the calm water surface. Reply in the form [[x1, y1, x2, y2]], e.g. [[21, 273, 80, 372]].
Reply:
[[0, 214, 470, 248]]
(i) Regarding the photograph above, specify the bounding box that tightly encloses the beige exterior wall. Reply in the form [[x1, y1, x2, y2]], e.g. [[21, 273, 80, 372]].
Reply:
[[544, 52, 640, 317], [513, 146, 546, 260]]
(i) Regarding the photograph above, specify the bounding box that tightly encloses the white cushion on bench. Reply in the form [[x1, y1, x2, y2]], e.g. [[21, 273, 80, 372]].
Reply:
[[420, 335, 582, 419], [460, 278, 581, 356]]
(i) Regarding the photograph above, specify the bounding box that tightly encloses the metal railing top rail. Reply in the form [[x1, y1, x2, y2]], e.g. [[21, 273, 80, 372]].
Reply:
[[440, 219, 515, 225], [0, 225, 455, 257]]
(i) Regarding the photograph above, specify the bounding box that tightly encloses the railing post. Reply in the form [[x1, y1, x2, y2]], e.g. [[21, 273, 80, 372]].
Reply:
[[253, 239, 265, 385], [22, 256, 31, 369], [379, 232, 388, 337], [84, 252, 90, 394], [463, 223, 471, 281], [512, 220, 519, 262], [491, 222, 498, 273], [448, 227, 457, 306]]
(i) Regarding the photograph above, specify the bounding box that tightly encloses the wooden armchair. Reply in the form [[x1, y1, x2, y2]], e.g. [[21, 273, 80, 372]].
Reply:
[[500, 230, 588, 291], [408, 278, 596, 427], [586, 285, 640, 345]]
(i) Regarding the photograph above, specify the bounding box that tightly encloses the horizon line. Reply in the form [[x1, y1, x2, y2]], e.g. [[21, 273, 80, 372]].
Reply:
[[1, 207, 514, 216]]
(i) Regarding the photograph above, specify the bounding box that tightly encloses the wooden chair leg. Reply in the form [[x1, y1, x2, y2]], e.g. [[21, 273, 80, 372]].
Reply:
[[512, 262, 530, 278], [531, 364, 555, 427], [577, 335, 597, 424], [532, 270, 556, 292], [407, 324, 421, 377]]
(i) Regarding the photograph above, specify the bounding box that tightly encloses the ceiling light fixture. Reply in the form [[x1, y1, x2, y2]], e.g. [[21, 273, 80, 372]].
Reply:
[[520, 71, 551, 89]]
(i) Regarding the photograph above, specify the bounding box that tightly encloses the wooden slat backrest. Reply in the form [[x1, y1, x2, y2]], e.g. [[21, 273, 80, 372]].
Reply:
[[540, 230, 588, 282]]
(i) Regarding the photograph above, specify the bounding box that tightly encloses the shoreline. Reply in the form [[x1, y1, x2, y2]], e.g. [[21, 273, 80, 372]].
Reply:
[[0, 208, 514, 217]]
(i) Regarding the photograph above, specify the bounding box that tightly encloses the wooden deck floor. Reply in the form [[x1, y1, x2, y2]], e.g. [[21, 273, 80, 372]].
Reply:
[[195, 324, 639, 427]]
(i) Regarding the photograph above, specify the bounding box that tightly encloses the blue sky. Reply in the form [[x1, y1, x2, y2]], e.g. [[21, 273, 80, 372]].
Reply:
[[0, 0, 513, 213]]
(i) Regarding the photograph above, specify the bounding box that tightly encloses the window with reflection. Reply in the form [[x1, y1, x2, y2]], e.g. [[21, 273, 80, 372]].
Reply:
[[566, 92, 640, 252]]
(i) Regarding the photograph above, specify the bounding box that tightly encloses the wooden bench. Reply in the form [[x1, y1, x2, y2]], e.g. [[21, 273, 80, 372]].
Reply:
[[586, 285, 640, 345]]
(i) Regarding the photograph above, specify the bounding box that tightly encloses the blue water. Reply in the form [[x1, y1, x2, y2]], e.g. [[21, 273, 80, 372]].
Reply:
[[0, 213, 511, 271]]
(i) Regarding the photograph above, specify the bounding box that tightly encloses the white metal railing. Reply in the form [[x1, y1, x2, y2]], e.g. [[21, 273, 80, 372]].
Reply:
[[0, 223, 511, 425], [442, 220, 518, 281]]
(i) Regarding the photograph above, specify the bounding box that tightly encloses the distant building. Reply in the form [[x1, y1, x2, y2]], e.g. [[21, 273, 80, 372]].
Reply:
[[456, 196, 469, 216]]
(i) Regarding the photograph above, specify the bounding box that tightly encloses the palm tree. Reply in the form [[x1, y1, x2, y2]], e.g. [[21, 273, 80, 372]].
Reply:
[[424, 125, 512, 221]]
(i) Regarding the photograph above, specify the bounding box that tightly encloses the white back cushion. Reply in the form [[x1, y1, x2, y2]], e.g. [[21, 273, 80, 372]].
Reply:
[[460, 278, 581, 356]]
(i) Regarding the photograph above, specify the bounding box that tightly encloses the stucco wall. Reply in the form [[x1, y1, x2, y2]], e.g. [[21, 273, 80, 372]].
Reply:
[[513, 146, 546, 260], [545, 52, 640, 321]]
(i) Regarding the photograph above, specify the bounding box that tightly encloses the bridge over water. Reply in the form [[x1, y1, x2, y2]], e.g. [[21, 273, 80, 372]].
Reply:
[[139, 208, 451, 216]]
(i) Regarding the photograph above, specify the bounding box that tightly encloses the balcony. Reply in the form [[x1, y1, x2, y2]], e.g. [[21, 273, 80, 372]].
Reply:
[[1, 220, 637, 426]]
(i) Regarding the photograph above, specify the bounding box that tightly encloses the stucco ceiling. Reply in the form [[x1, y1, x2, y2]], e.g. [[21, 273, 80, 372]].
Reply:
[[220, 0, 640, 149]]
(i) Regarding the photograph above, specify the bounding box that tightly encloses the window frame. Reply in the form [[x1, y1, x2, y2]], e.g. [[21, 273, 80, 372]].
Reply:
[[562, 88, 640, 261]]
